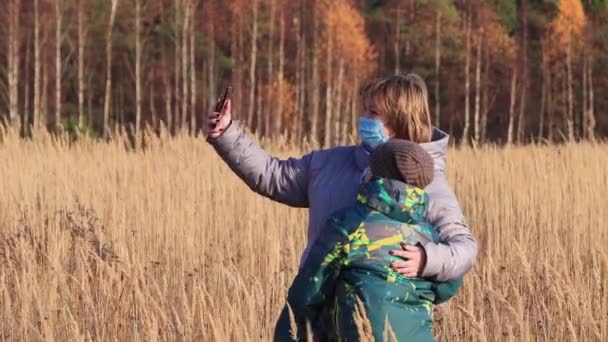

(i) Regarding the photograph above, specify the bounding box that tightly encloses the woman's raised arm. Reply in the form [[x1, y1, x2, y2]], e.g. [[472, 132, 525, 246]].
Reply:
[[207, 100, 312, 208]]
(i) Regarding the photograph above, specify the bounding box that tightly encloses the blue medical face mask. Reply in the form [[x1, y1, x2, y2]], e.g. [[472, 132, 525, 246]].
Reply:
[[358, 117, 389, 150]]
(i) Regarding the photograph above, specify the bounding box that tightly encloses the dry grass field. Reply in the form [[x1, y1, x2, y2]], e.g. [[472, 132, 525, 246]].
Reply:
[[0, 127, 606, 341]]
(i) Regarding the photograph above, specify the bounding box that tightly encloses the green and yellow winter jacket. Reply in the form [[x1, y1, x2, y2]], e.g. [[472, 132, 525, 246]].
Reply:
[[274, 177, 463, 341]]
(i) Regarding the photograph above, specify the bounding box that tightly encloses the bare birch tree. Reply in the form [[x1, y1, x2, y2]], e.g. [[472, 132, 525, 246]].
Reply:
[[181, 0, 190, 131], [517, 0, 529, 144], [103, 0, 119, 138], [507, 68, 518, 145], [310, 3, 320, 143], [247, 0, 259, 131], [324, 26, 334, 148], [265, 0, 275, 137], [394, 4, 402, 75], [77, 0, 87, 129], [190, 0, 197, 134], [473, 28, 482, 143], [434, 10, 441, 127], [135, 0, 143, 139], [462, 12, 471, 144], [586, 55, 595, 141], [55, 0, 63, 132], [8, 0, 21, 127], [275, 2, 285, 136], [33, 0, 41, 129]]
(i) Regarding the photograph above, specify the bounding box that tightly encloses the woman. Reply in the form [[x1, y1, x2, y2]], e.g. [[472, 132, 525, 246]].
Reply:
[[274, 140, 464, 341], [207, 73, 476, 284]]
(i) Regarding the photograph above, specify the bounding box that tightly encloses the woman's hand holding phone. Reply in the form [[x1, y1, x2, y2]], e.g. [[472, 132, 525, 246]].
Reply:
[[208, 87, 232, 139]]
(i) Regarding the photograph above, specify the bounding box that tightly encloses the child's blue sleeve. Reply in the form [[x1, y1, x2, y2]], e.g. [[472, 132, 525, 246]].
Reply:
[[286, 218, 349, 336]]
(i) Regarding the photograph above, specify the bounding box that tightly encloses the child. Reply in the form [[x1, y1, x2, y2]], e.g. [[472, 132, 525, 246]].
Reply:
[[274, 140, 463, 341]]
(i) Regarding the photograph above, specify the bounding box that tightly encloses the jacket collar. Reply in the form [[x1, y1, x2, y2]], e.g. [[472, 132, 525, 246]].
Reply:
[[354, 127, 450, 174], [357, 178, 429, 224]]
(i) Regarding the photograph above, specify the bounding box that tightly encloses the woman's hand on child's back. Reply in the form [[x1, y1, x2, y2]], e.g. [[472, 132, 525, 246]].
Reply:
[[389, 243, 427, 278]]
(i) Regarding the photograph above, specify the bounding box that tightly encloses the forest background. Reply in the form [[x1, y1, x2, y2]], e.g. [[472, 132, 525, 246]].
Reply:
[[1, 0, 607, 145]]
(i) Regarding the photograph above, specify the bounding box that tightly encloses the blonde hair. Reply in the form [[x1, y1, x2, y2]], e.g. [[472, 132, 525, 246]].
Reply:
[[360, 73, 432, 143]]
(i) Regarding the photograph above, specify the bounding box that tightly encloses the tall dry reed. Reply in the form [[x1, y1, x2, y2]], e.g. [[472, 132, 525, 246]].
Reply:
[[0, 127, 606, 341]]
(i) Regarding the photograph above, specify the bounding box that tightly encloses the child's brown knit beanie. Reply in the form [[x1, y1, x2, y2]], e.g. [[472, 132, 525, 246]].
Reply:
[[369, 139, 435, 189]]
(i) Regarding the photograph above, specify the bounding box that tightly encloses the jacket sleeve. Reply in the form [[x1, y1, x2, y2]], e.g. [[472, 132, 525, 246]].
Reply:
[[421, 177, 478, 282], [286, 219, 347, 334], [207, 121, 312, 208], [431, 277, 463, 304]]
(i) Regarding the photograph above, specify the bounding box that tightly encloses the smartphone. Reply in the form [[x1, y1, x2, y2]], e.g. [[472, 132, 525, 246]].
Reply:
[[209, 86, 232, 135], [215, 86, 232, 114]]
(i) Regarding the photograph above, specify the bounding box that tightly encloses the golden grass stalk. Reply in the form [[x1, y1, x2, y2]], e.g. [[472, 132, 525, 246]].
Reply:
[[0, 130, 605, 341]]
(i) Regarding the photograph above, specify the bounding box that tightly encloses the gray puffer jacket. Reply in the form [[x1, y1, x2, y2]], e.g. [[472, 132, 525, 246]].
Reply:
[[208, 122, 477, 281]]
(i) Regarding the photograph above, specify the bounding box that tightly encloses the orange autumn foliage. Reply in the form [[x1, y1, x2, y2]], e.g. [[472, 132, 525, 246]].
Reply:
[[546, 0, 586, 61], [478, 4, 516, 64], [321, 0, 377, 77]]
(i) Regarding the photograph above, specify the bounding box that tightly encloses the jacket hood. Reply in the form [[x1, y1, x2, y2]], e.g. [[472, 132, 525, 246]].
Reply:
[[357, 177, 429, 224], [355, 127, 450, 174]]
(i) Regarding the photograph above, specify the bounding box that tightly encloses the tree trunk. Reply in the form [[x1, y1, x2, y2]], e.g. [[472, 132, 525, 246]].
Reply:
[[207, 1, 216, 115], [404, 0, 412, 66], [517, 0, 529, 143], [162, 57, 173, 132], [342, 91, 352, 145], [135, 0, 142, 139], [34, 0, 41, 130], [55, 0, 62, 132], [516, 0, 528, 144], [256, 81, 263, 135], [582, 46, 587, 140], [87, 77, 93, 130], [566, 38, 574, 142], [103, 0, 119, 138], [8, 0, 21, 127], [335, 58, 345, 146], [294, 9, 302, 143], [547, 67, 553, 143], [181, 1, 190, 132], [266, 0, 275, 137], [561, 69, 568, 142], [434, 10, 441, 127], [78, 0, 86, 129], [8, 0, 13, 123], [462, 13, 471, 144], [296, 6, 306, 145], [190, 0, 196, 134], [247, 0, 259, 131], [473, 28, 482, 143], [275, 5, 285, 136], [23, 33, 31, 134], [351, 74, 359, 138], [41, 54, 48, 129], [324, 28, 333, 148], [394, 4, 401, 75], [481, 43, 490, 144], [150, 80, 157, 131], [174, 0, 181, 132], [507, 68, 518, 145], [310, 4, 320, 144], [587, 56, 595, 142], [118, 84, 124, 127], [234, 10, 244, 120], [538, 57, 547, 142]]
